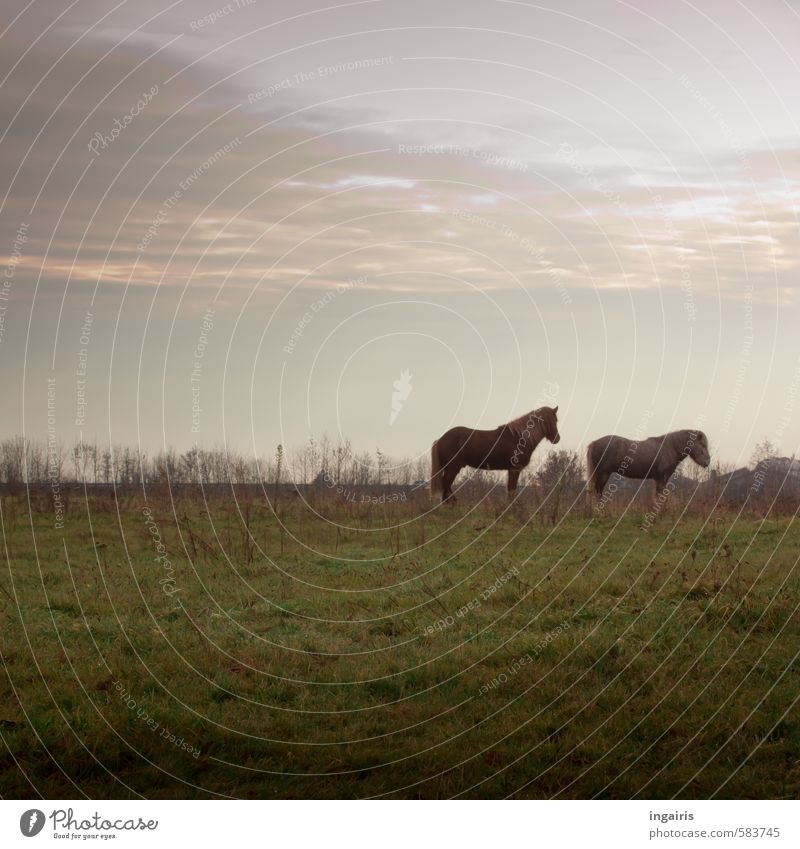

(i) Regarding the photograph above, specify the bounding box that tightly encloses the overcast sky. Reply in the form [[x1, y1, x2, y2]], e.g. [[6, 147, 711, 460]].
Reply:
[[2, 0, 799, 471]]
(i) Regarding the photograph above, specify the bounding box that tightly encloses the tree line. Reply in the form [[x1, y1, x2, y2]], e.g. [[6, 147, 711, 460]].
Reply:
[[0, 432, 770, 490], [0, 435, 430, 487]]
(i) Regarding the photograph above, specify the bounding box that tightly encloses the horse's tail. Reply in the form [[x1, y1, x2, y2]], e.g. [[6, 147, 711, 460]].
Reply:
[[430, 440, 443, 495], [585, 442, 597, 492]]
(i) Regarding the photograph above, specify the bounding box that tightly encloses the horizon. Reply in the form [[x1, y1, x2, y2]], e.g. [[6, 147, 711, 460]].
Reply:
[[0, 423, 787, 482]]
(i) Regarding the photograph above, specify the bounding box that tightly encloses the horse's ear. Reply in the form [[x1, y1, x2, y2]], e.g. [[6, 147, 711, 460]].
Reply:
[[553, 405, 559, 414]]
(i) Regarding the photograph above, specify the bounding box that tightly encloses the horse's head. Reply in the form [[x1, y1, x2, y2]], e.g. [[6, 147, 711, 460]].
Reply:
[[544, 405, 561, 444], [507, 406, 561, 446], [688, 430, 710, 467]]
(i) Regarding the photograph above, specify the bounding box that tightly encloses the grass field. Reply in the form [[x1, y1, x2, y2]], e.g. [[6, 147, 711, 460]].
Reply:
[[1, 488, 799, 799]]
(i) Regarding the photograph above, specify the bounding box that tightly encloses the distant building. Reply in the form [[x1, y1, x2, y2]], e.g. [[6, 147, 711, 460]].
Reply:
[[705, 467, 753, 502], [750, 457, 800, 498]]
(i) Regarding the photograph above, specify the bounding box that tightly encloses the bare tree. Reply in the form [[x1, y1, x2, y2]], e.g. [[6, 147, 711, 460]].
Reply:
[[334, 438, 350, 484], [375, 448, 386, 485], [0, 436, 27, 484], [27, 440, 45, 483], [750, 437, 778, 468], [353, 450, 372, 485], [536, 449, 584, 495]]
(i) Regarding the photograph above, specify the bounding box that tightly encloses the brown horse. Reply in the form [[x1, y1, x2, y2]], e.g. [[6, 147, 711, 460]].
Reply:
[[430, 406, 561, 503], [586, 429, 710, 508]]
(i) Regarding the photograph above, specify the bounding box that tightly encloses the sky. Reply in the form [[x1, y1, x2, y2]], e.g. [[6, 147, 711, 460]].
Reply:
[[1, 0, 799, 473]]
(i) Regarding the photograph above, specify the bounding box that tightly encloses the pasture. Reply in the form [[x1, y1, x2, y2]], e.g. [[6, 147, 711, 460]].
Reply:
[[1, 488, 799, 799]]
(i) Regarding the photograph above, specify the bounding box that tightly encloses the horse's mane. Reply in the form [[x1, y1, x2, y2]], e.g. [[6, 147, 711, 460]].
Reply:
[[504, 407, 553, 438], [666, 428, 706, 453]]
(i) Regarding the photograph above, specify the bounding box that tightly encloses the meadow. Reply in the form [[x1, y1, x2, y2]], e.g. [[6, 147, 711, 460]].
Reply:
[[1, 486, 798, 799]]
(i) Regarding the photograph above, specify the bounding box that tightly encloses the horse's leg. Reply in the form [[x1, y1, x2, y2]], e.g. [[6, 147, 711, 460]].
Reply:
[[592, 472, 610, 511], [507, 469, 521, 501], [651, 475, 672, 516], [442, 465, 459, 504], [595, 473, 608, 496]]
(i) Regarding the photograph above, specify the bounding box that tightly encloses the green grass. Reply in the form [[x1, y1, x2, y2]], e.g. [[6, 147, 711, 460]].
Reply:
[[1, 490, 799, 798]]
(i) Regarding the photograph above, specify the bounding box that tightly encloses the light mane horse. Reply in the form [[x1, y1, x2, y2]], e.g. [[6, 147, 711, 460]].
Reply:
[[586, 429, 710, 510], [430, 406, 561, 503]]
